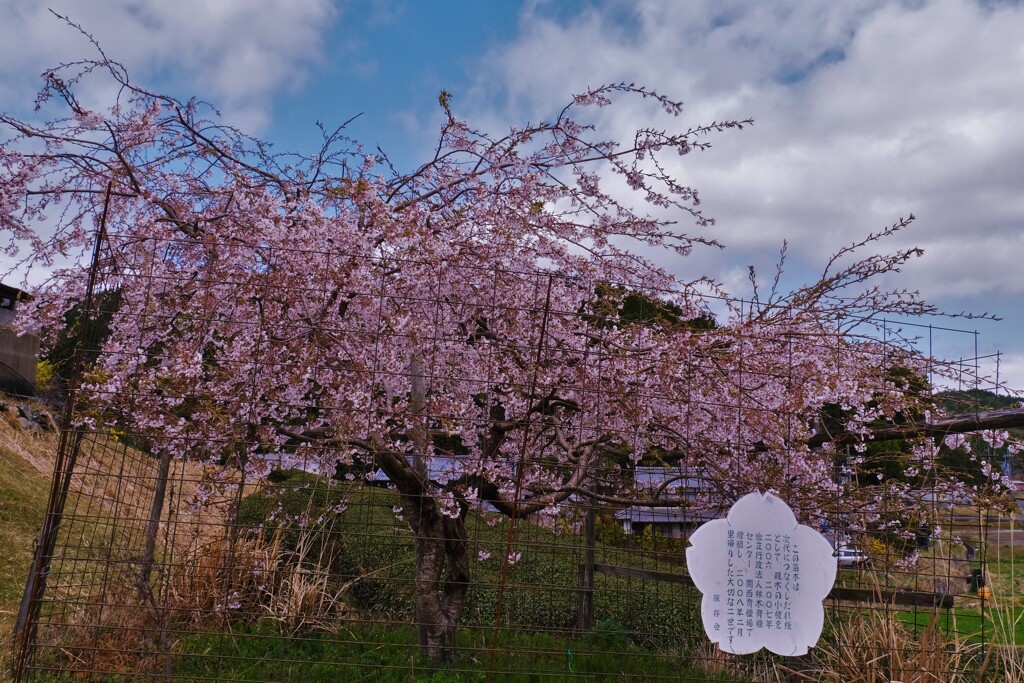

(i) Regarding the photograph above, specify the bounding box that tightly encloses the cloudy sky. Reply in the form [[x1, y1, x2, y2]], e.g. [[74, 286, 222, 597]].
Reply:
[[1, 0, 1022, 393]]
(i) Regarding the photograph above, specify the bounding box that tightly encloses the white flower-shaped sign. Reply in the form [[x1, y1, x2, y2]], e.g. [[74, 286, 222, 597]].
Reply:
[[685, 491, 836, 656]]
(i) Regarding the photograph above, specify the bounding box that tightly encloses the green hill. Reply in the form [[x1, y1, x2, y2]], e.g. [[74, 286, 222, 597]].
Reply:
[[0, 402, 58, 672]]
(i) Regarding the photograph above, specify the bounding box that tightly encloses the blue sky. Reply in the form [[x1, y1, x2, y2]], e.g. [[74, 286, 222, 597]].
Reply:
[[265, 1, 524, 162], [2, 0, 1023, 393]]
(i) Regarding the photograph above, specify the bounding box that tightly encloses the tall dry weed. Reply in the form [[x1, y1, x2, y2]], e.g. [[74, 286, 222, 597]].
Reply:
[[168, 525, 354, 632], [260, 528, 355, 632], [27, 576, 174, 680], [795, 608, 980, 683], [978, 602, 1024, 683]]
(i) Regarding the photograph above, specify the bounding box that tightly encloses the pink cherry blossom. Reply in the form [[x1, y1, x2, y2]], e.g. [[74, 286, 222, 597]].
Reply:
[[1, 57, 1004, 662]]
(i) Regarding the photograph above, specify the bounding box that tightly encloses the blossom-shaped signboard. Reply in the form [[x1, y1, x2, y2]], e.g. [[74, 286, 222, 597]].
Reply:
[[685, 491, 836, 656]]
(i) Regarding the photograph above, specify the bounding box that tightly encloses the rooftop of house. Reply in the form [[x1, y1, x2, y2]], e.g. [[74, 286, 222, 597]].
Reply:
[[633, 465, 708, 491], [0, 282, 29, 303], [613, 506, 721, 524], [369, 454, 473, 485], [0, 283, 30, 325]]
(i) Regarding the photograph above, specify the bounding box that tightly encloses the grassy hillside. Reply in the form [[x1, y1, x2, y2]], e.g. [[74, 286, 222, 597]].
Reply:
[[0, 407, 58, 672]]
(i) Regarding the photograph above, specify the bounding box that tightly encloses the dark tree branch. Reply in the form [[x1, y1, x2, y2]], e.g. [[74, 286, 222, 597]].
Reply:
[[810, 405, 1024, 449]]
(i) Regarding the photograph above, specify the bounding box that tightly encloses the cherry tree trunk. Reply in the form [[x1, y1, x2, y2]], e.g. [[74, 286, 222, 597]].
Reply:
[[410, 504, 469, 661]]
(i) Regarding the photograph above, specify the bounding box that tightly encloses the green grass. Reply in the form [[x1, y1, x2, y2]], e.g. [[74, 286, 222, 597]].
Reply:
[[165, 621, 739, 682], [897, 605, 1024, 645], [0, 432, 54, 631], [0, 419, 59, 679], [27, 621, 743, 681], [984, 544, 1024, 590]]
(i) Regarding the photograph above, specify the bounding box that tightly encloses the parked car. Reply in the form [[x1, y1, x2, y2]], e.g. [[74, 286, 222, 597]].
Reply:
[[834, 544, 869, 567]]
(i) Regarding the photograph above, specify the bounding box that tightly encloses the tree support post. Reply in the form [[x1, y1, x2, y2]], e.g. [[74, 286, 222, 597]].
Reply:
[[579, 500, 597, 632]]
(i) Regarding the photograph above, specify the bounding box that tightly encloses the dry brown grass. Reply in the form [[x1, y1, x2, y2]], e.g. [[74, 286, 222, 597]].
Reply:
[[168, 524, 356, 633], [69, 433, 225, 528], [690, 606, 977, 683], [977, 592, 1024, 683], [15, 485, 360, 678], [0, 412, 248, 678], [25, 560, 179, 680], [1, 397, 367, 679], [0, 412, 57, 678], [792, 608, 980, 683], [0, 402, 60, 475]]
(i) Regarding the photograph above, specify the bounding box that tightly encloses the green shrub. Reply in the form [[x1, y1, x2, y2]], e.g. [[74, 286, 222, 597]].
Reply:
[[464, 554, 579, 632], [237, 472, 703, 649], [592, 577, 702, 650], [238, 471, 415, 616]]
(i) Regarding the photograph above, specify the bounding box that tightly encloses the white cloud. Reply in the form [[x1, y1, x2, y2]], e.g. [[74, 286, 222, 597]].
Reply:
[[927, 346, 1024, 398], [466, 0, 1024, 302], [993, 353, 1024, 397], [0, 0, 337, 130]]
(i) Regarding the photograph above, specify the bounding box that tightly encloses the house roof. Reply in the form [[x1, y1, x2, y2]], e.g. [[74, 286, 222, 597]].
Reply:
[[614, 506, 720, 524], [369, 455, 504, 513], [369, 454, 470, 485], [0, 282, 30, 301], [633, 466, 706, 491]]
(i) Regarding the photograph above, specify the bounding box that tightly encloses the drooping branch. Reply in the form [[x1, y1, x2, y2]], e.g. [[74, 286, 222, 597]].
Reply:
[[477, 444, 596, 519]]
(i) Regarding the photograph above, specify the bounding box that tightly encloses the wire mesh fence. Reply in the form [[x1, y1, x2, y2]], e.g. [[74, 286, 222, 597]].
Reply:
[[8, 233, 1023, 682]]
